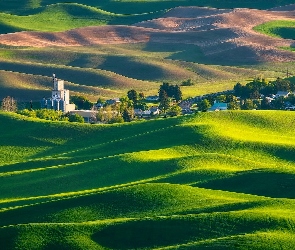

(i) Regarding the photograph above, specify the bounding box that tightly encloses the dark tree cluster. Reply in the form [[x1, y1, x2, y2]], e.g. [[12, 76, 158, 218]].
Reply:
[[233, 78, 295, 99], [70, 95, 93, 110], [159, 82, 182, 102]]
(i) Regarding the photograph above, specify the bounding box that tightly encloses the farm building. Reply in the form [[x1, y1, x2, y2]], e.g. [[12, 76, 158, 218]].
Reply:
[[41, 74, 75, 113], [209, 102, 228, 111]]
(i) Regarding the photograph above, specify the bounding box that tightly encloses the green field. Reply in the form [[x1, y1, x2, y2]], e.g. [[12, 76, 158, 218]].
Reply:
[[0, 0, 293, 34], [254, 20, 295, 40], [0, 43, 288, 101], [0, 0, 294, 101], [1, 110, 295, 249]]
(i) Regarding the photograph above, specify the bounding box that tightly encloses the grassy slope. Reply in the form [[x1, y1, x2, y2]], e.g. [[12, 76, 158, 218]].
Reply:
[[0, 44, 287, 101], [0, 1, 293, 100], [1, 110, 295, 249], [254, 20, 295, 40]]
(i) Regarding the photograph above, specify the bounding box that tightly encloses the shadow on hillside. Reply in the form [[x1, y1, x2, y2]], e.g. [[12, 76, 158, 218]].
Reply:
[[92, 218, 216, 249], [99, 55, 167, 81], [271, 146, 295, 162], [175, 200, 268, 215], [32, 117, 201, 158], [0, 61, 115, 88], [196, 169, 295, 198], [144, 40, 261, 66], [0, 87, 48, 102], [0, 23, 23, 35]]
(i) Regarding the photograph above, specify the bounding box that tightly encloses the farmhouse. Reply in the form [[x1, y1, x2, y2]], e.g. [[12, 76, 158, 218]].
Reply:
[[69, 110, 97, 123], [41, 74, 75, 112], [209, 102, 228, 111]]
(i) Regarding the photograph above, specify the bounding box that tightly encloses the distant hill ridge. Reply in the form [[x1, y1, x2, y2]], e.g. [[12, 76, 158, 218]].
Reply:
[[1, 6, 295, 65]]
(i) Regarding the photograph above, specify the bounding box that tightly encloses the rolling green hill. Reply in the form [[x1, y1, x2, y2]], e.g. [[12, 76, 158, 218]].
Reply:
[[0, 43, 288, 101], [1, 110, 295, 249], [0, 0, 294, 101], [254, 20, 295, 40]]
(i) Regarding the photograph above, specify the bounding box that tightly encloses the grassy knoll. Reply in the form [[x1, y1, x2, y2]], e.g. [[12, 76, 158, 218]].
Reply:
[[1, 110, 295, 249], [0, 3, 165, 33], [253, 20, 295, 40], [0, 0, 293, 15]]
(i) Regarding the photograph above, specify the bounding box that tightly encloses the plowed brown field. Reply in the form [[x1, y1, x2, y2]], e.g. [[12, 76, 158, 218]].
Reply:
[[1, 6, 295, 64]]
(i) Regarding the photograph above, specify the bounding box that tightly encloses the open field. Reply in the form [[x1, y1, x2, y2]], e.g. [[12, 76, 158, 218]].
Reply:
[[1, 1, 295, 249], [1, 2, 295, 101], [254, 19, 295, 38], [0, 43, 287, 101], [1, 110, 295, 249]]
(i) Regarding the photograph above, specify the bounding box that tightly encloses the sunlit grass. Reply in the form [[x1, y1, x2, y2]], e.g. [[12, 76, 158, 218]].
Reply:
[[1, 110, 295, 249], [253, 20, 295, 39]]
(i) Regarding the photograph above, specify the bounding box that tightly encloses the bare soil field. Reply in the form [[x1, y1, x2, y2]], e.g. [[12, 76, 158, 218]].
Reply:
[[0, 6, 295, 64]]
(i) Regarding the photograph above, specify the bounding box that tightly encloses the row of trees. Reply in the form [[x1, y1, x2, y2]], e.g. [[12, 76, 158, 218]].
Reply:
[[17, 108, 85, 122], [1, 96, 17, 112], [197, 77, 295, 111], [159, 83, 182, 114], [87, 83, 183, 123], [233, 77, 295, 99], [1, 82, 183, 123]]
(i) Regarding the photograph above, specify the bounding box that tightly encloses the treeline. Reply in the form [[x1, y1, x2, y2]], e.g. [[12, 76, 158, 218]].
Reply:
[[1, 82, 183, 124], [234, 77, 295, 99], [198, 77, 295, 111], [17, 109, 85, 123]]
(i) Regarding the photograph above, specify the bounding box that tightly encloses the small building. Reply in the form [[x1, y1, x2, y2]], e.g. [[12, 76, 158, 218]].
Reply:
[[134, 109, 143, 116], [41, 74, 75, 112], [150, 107, 160, 115], [105, 98, 120, 106], [209, 102, 228, 111], [69, 110, 97, 123], [276, 91, 290, 98], [145, 95, 159, 102]]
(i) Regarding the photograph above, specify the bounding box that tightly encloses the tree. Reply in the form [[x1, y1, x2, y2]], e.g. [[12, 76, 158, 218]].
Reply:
[[181, 79, 194, 86], [241, 99, 257, 110], [198, 99, 211, 112], [35, 109, 66, 121], [172, 85, 182, 102], [260, 97, 271, 110], [127, 89, 139, 104], [159, 89, 170, 114], [233, 82, 243, 97], [168, 105, 182, 116], [90, 106, 97, 124], [138, 92, 145, 100], [122, 108, 134, 122], [96, 97, 104, 104], [68, 113, 84, 123], [70, 95, 93, 110], [227, 95, 240, 110], [109, 115, 124, 124], [273, 77, 291, 92], [1, 96, 17, 112], [119, 96, 133, 114], [97, 106, 113, 123], [159, 82, 182, 102], [271, 96, 285, 110], [160, 82, 172, 97], [216, 95, 226, 103]]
